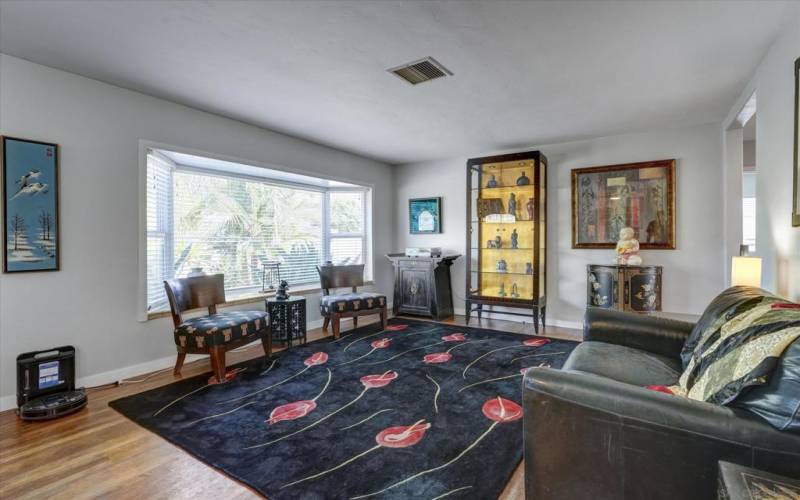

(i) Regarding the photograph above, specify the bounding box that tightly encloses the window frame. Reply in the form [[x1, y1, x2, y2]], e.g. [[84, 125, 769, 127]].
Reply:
[[324, 188, 370, 270], [138, 142, 373, 320]]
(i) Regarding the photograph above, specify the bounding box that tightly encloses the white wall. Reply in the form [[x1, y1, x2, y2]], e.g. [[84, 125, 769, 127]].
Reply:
[[0, 55, 395, 409], [743, 140, 756, 170], [723, 16, 800, 299], [395, 123, 725, 328]]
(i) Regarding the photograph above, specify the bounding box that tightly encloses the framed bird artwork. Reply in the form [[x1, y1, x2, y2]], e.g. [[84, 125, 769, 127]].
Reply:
[[2, 136, 60, 272]]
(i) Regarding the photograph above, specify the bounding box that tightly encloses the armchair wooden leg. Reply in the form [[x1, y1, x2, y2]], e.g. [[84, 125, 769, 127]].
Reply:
[[332, 314, 341, 340], [174, 352, 186, 375], [352, 317, 358, 329], [322, 317, 330, 331], [209, 346, 226, 383], [380, 306, 388, 329]]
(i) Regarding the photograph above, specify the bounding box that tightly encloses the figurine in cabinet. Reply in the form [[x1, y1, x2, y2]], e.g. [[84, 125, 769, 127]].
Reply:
[[516, 171, 530, 186], [511, 229, 519, 249], [508, 193, 517, 217], [498, 283, 506, 297], [496, 259, 508, 272], [525, 262, 533, 275], [526, 197, 534, 220], [510, 283, 520, 298], [486, 174, 498, 188]]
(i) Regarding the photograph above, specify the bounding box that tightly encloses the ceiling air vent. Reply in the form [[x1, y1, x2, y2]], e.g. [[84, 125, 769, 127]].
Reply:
[[388, 57, 452, 85]]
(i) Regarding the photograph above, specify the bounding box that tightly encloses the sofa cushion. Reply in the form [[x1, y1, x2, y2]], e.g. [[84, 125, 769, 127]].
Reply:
[[734, 338, 800, 433], [174, 310, 267, 349], [563, 341, 682, 386], [320, 292, 386, 316]]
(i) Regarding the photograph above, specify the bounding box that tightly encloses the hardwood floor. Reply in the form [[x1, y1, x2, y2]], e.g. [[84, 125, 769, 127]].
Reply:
[[0, 315, 579, 499]]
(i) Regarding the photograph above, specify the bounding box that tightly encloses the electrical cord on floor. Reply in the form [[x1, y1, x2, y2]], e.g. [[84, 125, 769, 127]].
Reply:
[[118, 366, 173, 384], [79, 343, 263, 393], [83, 381, 119, 392], [82, 365, 175, 392]]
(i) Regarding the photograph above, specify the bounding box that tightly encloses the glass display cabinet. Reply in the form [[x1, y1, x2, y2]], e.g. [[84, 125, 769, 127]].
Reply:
[[466, 150, 547, 332]]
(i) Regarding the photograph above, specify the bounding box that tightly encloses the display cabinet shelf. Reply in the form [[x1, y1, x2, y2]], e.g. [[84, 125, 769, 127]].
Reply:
[[470, 185, 536, 192], [473, 247, 535, 251], [474, 271, 536, 276], [466, 150, 547, 332]]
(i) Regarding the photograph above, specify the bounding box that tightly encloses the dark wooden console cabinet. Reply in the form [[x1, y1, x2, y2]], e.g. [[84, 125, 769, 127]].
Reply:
[[587, 264, 662, 313], [386, 254, 460, 321]]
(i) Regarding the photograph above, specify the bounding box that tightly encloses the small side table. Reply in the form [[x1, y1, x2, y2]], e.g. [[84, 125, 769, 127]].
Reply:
[[587, 264, 662, 313], [266, 296, 307, 347], [718, 461, 800, 500]]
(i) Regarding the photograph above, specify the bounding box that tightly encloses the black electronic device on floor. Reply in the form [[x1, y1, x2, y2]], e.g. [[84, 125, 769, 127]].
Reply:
[[16, 346, 87, 421]]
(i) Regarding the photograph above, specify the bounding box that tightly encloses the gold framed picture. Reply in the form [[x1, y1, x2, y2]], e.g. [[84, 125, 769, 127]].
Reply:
[[571, 159, 676, 249]]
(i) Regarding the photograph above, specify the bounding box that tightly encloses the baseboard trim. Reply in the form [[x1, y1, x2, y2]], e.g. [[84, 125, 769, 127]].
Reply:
[[0, 310, 366, 413], [453, 307, 582, 331], [0, 352, 203, 413]]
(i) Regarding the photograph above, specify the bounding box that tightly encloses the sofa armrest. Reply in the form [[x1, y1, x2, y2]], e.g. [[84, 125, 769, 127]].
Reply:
[[523, 368, 800, 500], [583, 307, 694, 358]]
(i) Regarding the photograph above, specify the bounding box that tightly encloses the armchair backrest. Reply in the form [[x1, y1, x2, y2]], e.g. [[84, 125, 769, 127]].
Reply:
[[163, 274, 226, 327], [317, 264, 364, 295]]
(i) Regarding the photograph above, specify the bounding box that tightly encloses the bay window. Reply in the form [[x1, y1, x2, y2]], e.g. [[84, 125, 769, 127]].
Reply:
[[144, 149, 371, 314]]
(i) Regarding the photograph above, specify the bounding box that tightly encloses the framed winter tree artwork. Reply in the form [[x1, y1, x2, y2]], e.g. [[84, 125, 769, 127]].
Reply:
[[2, 136, 59, 272]]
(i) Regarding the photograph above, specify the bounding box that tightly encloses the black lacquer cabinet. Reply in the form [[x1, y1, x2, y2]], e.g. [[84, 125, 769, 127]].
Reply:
[[587, 264, 662, 313], [386, 254, 460, 321]]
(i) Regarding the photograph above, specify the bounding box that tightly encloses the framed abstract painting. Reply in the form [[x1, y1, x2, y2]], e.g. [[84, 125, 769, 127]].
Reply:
[[571, 159, 676, 249], [409, 197, 442, 234], [793, 56, 799, 227], [2, 136, 60, 272]]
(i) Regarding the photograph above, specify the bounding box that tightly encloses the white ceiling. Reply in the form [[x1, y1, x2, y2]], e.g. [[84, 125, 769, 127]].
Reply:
[[1, 1, 797, 165]]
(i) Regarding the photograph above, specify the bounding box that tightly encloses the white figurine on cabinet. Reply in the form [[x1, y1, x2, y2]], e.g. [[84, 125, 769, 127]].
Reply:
[[615, 227, 642, 265]]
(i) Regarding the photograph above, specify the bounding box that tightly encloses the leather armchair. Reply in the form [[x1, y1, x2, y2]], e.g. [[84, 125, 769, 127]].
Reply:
[[524, 306, 800, 500], [582, 308, 694, 358]]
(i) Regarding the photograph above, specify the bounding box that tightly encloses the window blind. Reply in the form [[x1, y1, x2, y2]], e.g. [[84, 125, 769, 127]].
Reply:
[[146, 152, 173, 311], [329, 191, 365, 265], [145, 150, 370, 314], [172, 170, 323, 293]]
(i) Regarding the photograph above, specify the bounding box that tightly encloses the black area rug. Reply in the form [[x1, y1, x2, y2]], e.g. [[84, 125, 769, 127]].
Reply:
[[110, 318, 577, 499]]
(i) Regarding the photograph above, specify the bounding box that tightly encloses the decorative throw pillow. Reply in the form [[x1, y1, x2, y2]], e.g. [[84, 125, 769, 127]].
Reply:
[[680, 286, 782, 368], [676, 299, 800, 405]]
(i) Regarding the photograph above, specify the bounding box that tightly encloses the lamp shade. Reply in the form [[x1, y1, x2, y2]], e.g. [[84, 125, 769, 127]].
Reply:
[[731, 256, 762, 287]]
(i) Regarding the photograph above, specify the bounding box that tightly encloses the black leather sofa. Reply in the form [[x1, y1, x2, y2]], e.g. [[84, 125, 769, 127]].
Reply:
[[523, 287, 800, 500]]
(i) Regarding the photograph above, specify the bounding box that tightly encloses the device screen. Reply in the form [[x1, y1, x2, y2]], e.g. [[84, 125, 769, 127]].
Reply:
[[38, 360, 62, 389]]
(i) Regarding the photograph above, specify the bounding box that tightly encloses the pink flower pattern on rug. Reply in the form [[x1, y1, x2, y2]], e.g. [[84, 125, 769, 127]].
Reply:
[[268, 400, 317, 424], [423, 352, 453, 364]]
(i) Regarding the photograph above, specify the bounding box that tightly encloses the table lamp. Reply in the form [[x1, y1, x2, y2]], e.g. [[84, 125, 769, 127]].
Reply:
[[731, 256, 762, 287]]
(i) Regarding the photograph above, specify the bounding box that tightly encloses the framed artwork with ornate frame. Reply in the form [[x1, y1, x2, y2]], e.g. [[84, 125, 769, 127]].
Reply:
[[571, 159, 676, 249], [2, 136, 60, 273], [793, 56, 799, 227]]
